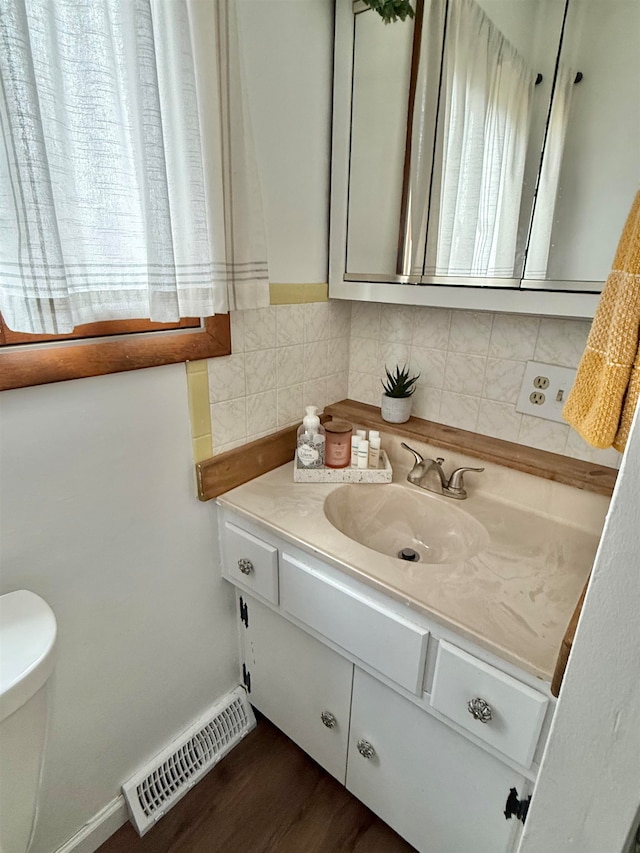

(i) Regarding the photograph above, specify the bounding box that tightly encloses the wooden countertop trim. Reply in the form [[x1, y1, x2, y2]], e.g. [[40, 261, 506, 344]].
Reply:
[[196, 399, 617, 501], [325, 400, 618, 497], [196, 414, 330, 501], [551, 579, 589, 697], [196, 424, 298, 501]]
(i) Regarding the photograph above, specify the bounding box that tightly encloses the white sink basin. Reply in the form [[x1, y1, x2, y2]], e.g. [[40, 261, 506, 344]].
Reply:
[[323, 483, 489, 564]]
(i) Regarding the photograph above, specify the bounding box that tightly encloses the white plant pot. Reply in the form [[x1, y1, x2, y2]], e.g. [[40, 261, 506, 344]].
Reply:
[[381, 394, 413, 423]]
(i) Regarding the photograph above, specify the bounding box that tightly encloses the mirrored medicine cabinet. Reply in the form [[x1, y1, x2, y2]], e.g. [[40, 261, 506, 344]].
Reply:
[[329, 0, 640, 318]]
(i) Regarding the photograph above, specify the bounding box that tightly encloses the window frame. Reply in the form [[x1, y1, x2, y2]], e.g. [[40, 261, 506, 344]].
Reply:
[[0, 314, 231, 391]]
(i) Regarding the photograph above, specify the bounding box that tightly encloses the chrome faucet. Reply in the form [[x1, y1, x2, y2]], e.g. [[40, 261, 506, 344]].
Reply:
[[401, 442, 484, 500]]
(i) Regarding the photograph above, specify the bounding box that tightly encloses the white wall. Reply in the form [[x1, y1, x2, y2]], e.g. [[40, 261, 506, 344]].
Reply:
[[518, 401, 640, 853], [0, 366, 238, 853], [543, 0, 640, 282], [237, 0, 333, 283]]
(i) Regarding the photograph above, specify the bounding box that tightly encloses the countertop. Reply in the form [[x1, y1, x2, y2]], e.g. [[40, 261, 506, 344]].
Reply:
[[217, 460, 603, 682]]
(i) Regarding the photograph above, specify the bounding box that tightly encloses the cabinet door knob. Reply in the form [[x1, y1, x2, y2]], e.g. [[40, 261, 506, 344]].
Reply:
[[467, 697, 493, 723], [356, 739, 376, 759], [320, 711, 337, 729], [237, 558, 253, 575]]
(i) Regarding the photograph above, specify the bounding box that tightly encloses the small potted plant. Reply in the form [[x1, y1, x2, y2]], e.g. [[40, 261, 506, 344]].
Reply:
[[381, 364, 420, 423]]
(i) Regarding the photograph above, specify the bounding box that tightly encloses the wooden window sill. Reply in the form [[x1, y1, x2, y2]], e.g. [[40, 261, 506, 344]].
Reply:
[[0, 315, 231, 391]]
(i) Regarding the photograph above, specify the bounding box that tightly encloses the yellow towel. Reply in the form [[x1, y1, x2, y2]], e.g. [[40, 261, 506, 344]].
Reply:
[[563, 190, 640, 452]]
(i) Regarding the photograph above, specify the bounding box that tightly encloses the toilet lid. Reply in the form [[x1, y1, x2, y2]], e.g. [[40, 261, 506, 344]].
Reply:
[[0, 590, 57, 723]]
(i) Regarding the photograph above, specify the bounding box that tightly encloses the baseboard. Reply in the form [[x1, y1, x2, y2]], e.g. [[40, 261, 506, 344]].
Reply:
[[54, 796, 128, 853]]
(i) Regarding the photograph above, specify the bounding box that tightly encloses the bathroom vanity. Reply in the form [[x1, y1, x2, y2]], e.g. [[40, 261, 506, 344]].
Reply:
[[216, 439, 607, 852]]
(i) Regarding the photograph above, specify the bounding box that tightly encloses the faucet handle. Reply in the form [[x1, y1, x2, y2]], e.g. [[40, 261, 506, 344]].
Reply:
[[401, 442, 424, 465], [446, 466, 484, 498]]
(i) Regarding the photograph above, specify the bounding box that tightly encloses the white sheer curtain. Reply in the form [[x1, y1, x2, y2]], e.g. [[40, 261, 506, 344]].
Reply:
[[0, 0, 269, 334], [524, 64, 576, 279], [402, 0, 447, 276], [433, 0, 535, 278]]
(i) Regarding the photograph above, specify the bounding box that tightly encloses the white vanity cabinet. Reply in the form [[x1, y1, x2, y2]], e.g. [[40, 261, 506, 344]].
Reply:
[[348, 668, 525, 853], [238, 592, 353, 784], [219, 509, 546, 853]]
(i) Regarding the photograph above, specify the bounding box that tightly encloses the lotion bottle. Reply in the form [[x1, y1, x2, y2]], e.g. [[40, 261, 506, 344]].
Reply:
[[369, 434, 381, 468], [296, 406, 325, 468]]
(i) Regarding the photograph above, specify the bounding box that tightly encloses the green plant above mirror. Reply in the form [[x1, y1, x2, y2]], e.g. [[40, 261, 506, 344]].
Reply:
[[362, 0, 414, 24], [382, 364, 420, 398]]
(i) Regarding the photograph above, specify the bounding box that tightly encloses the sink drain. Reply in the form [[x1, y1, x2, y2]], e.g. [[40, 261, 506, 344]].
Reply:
[[398, 548, 420, 562]]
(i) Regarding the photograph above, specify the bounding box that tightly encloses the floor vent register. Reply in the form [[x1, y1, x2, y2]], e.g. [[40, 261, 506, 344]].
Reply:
[[122, 687, 255, 835]]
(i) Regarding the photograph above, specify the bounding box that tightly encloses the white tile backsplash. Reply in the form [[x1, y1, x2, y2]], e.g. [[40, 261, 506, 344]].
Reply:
[[277, 344, 305, 388], [518, 415, 571, 455], [380, 304, 415, 343], [410, 346, 446, 389], [211, 398, 247, 447], [208, 353, 246, 403], [245, 348, 277, 395], [477, 399, 523, 443], [276, 304, 305, 347], [444, 352, 486, 396], [411, 307, 451, 350], [247, 390, 277, 437], [448, 310, 493, 355], [483, 358, 526, 404], [207, 300, 619, 469], [534, 318, 591, 367], [243, 307, 277, 351], [304, 339, 329, 380], [489, 314, 540, 360], [347, 303, 620, 468], [207, 302, 352, 454], [277, 383, 304, 428], [351, 302, 381, 338], [304, 301, 331, 342], [439, 391, 481, 431]]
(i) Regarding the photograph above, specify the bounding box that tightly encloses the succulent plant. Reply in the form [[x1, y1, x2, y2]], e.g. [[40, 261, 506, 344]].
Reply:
[[363, 0, 415, 24], [381, 364, 420, 398]]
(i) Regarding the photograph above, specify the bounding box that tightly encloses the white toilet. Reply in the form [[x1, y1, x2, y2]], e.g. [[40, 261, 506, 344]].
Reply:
[[0, 590, 57, 853]]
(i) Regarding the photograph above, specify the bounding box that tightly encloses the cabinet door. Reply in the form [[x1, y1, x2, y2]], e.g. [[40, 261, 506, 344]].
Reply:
[[239, 594, 353, 784], [347, 669, 525, 853]]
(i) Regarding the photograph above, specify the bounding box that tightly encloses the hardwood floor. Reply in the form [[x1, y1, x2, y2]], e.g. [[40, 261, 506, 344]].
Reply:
[[98, 717, 416, 853]]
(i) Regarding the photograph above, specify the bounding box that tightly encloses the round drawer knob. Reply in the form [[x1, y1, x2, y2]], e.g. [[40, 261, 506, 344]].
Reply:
[[320, 711, 337, 729], [237, 558, 253, 575], [467, 697, 493, 723], [356, 739, 376, 759]]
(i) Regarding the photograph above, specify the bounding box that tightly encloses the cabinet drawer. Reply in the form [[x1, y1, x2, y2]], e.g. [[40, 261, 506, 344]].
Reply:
[[222, 521, 278, 604], [431, 641, 548, 768], [280, 554, 429, 694]]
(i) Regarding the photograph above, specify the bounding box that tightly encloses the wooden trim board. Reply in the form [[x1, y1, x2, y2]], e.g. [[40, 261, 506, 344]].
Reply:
[[0, 315, 231, 390], [551, 579, 589, 697], [196, 415, 327, 501], [325, 400, 617, 497], [196, 399, 616, 501]]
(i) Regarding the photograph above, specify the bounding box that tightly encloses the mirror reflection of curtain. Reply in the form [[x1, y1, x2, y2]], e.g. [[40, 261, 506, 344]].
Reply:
[[524, 65, 576, 279], [403, 0, 447, 275], [434, 0, 536, 277]]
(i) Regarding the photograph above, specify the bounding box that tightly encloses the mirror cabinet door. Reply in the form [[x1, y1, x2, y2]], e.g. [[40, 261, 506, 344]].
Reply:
[[341, 0, 639, 298], [523, 0, 640, 291], [347, 6, 416, 276]]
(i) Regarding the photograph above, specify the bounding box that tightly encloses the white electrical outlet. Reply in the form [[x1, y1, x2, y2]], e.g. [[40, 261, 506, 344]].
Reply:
[[516, 361, 577, 423]]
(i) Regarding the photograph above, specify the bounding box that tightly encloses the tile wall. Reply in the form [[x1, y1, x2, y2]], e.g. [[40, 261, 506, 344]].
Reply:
[[207, 302, 351, 454], [348, 302, 621, 468], [204, 299, 619, 468]]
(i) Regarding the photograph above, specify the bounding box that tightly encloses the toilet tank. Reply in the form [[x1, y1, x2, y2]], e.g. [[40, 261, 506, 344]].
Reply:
[[0, 590, 57, 853]]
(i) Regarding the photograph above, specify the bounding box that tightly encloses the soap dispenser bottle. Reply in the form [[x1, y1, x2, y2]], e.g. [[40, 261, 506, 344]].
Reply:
[[296, 406, 325, 468]]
